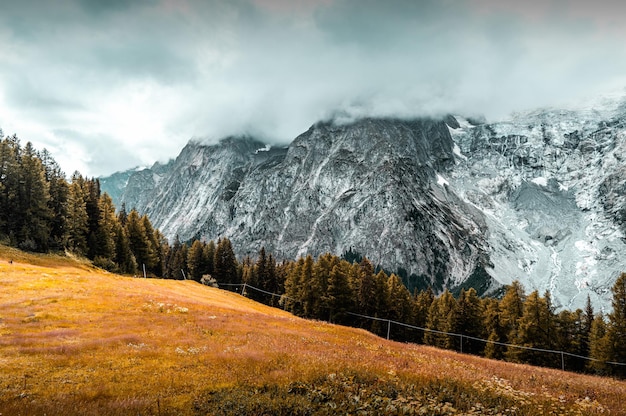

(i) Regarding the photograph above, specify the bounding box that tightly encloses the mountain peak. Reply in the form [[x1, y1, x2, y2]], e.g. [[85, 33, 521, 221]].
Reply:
[[101, 106, 626, 311]]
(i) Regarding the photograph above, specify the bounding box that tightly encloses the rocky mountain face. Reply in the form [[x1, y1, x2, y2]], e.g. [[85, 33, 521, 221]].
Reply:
[[101, 99, 626, 310]]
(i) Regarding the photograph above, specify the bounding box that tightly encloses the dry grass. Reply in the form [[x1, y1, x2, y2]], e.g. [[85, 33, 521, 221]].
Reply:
[[0, 247, 625, 415]]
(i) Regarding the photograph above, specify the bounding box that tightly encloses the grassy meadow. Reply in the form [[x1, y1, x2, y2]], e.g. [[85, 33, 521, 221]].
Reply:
[[0, 245, 625, 415]]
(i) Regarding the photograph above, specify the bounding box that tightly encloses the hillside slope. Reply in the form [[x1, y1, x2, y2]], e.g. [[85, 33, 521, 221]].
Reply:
[[1, 247, 624, 415]]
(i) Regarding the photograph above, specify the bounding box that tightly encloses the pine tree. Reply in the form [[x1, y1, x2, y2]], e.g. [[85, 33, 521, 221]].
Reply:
[[114, 222, 136, 274], [203, 240, 216, 277], [323, 263, 354, 324], [84, 178, 101, 259], [483, 298, 506, 359], [424, 295, 445, 348], [581, 295, 594, 358], [187, 240, 206, 282], [214, 237, 238, 284], [66, 173, 89, 255], [510, 290, 557, 367], [117, 202, 128, 227], [588, 313, 612, 375], [283, 257, 304, 315], [386, 273, 413, 340], [16, 142, 52, 251], [265, 253, 279, 305], [41, 150, 69, 250], [126, 209, 153, 274], [165, 235, 184, 279], [500, 281, 526, 360], [555, 309, 585, 372], [93, 193, 117, 261], [140, 215, 161, 274], [300, 255, 318, 318], [606, 273, 626, 376], [456, 288, 485, 354], [0, 136, 20, 237], [356, 258, 377, 317], [440, 289, 460, 351], [412, 288, 434, 344]]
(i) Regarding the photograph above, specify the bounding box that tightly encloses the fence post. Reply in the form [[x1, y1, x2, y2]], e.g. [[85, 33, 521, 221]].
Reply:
[[460, 335, 463, 353], [561, 351, 565, 371], [387, 320, 391, 340]]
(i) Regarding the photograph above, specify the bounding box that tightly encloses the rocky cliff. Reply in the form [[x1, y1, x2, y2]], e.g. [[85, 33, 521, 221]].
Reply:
[[101, 100, 626, 310]]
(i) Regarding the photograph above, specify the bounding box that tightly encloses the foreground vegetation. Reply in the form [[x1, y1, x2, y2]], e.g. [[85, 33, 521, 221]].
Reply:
[[1, 246, 625, 415]]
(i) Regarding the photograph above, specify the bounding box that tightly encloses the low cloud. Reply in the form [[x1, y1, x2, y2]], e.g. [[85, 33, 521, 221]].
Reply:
[[1, 0, 625, 176]]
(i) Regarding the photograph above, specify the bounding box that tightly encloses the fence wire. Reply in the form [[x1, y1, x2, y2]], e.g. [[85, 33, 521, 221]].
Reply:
[[217, 282, 626, 371]]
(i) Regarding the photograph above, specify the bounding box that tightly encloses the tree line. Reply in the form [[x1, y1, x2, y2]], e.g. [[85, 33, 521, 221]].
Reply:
[[2, 133, 625, 377], [232, 252, 626, 378]]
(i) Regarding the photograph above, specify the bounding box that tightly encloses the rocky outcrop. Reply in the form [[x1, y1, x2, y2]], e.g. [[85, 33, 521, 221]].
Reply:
[[101, 99, 626, 310]]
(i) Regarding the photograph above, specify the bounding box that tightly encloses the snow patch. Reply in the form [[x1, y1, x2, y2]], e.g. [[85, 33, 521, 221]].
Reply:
[[254, 144, 271, 154], [453, 143, 467, 161], [575, 240, 597, 253], [437, 174, 449, 188], [531, 177, 548, 187]]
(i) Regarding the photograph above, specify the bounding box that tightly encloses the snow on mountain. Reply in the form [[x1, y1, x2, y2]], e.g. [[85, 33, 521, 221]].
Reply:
[[101, 96, 626, 311]]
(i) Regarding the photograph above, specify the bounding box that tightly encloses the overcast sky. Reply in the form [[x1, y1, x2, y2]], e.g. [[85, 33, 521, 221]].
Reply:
[[1, 0, 625, 177]]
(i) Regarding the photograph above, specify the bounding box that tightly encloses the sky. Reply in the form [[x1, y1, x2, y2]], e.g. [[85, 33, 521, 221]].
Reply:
[[1, 0, 626, 177]]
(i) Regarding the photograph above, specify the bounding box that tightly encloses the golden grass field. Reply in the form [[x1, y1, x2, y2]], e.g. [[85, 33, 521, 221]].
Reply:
[[1, 245, 625, 415]]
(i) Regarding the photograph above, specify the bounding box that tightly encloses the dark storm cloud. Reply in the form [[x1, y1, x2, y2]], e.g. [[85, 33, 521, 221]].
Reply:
[[0, 0, 625, 176]]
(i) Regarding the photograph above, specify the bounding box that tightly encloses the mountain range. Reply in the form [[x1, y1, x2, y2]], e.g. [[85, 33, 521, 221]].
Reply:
[[101, 96, 626, 311]]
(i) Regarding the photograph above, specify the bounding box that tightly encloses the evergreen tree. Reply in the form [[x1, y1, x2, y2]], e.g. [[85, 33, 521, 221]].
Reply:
[[588, 313, 612, 375], [440, 289, 460, 350], [424, 290, 458, 349], [412, 288, 434, 344], [114, 222, 136, 273], [203, 240, 216, 276], [555, 309, 586, 372], [299, 255, 318, 318], [126, 209, 153, 274], [214, 237, 238, 284], [386, 273, 413, 340], [141, 215, 160, 274], [187, 240, 206, 282], [265, 253, 279, 305], [67, 173, 89, 255], [84, 178, 101, 258], [13, 142, 52, 251], [500, 281, 526, 360], [373, 270, 391, 319], [283, 257, 304, 315], [153, 228, 168, 278], [0, 136, 20, 236], [117, 202, 128, 227], [166, 238, 188, 280], [606, 273, 626, 376], [510, 291, 557, 367], [483, 298, 506, 359], [356, 258, 377, 317], [41, 150, 69, 250], [581, 295, 594, 358], [323, 262, 354, 323], [456, 288, 485, 354], [93, 193, 117, 261]]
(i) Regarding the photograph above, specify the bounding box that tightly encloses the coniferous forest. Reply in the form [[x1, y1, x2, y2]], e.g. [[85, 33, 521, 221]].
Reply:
[[2, 133, 626, 378]]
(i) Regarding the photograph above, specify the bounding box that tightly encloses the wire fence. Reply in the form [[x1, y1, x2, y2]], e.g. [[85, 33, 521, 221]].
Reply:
[[216, 282, 626, 373]]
